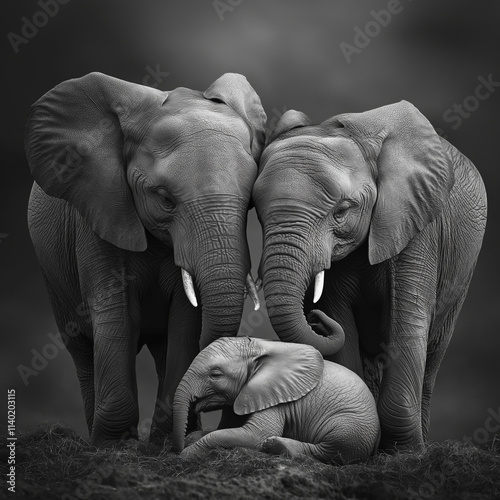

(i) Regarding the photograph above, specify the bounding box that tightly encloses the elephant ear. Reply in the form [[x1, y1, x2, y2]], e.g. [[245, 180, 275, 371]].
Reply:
[[25, 72, 166, 251], [233, 339, 324, 415], [329, 100, 455, 265], [203, 73, 267, 161], [266, 109, 312, 146]]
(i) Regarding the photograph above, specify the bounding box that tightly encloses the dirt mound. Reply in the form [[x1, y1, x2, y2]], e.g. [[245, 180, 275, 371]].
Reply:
[[2, 425, 499, 499]]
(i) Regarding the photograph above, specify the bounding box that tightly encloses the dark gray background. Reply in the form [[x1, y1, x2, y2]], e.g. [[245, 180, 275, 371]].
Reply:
[[1, 0, 499, 443]]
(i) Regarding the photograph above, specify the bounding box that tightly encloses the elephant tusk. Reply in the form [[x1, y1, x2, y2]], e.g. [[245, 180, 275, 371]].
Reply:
[[255, 277, 263, 293], [246, 274, 261, 311], [181, 269, 198, 308], [313, 271, 324, 304]]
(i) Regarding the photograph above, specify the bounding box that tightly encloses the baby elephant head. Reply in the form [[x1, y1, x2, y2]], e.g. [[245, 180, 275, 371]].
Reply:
[[172, 328, 340, 452]]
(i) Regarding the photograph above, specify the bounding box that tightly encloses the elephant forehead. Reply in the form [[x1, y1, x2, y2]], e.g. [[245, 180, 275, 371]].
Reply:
[[200, 338, 252, 364], [256, 136, 373, 205], [212, 336, 251, 352], [153, 146, 257, 202], [156, 87, 251, 139], [263, 135, 365, 171], [146, 110, 250, 150]]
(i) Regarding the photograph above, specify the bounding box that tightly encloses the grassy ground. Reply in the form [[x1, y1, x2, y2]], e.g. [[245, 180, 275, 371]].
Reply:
[[1, 425, 499, 499]]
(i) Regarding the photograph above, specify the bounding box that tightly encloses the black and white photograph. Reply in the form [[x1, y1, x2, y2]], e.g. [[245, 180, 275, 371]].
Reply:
[[2, 1, 499, 498]]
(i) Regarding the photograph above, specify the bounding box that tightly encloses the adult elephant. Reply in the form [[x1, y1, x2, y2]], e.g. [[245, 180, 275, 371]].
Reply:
[[25, 72, 266, 444], [253, 101, 487, 450]]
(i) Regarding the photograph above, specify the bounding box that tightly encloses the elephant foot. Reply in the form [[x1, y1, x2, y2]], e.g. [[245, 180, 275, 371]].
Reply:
[[185, 430, 211, 447], [179, 442, 207, 460], [262, 436, 293, 457]]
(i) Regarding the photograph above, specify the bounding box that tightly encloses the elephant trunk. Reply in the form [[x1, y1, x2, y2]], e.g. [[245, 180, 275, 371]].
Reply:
[[177, 195, 251, 350], [198, 269, 247, 349], [262, 240, 344, 357], [172, 373, 197, 453]]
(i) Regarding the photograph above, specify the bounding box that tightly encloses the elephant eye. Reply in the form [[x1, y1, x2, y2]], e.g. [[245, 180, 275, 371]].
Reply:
[[334, 204, 350, 221], [209, 369, 224, 379], [154, 187, 176, 209]]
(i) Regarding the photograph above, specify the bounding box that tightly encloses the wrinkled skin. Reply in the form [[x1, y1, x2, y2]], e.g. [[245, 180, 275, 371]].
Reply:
[[173, 332, 380, 465], [253, 102, 487, 451], [25, 72, 266, 444]]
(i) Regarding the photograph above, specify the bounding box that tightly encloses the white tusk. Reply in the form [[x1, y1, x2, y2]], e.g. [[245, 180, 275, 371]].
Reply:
[[246, 273, 260, 311], [255, 277, 263, 293], [313, 271, 324, 304], [181, 269, 198, 307]]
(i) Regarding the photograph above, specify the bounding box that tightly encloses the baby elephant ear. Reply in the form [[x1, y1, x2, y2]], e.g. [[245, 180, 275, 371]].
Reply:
[[331, 101, 455, 265], [266, 110, 312, 146], [203, 73, 267, 161], [233, 339, 324, 415]]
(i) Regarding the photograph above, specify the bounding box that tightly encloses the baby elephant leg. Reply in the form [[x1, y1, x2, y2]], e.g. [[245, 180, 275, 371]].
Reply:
[[181, 410, 284, 459], [262, 437, 347, 464], [184, 430, 211, 447]]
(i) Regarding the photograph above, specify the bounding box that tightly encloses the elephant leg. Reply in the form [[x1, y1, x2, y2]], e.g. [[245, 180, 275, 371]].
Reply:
[[41, 273, 96, 433], [147, 337, 168, 442], [89, 287, 141, 444], [72, 236, 145, 445], [421, 296, 466, 438], [58, 325, 95, 433], [262, 437, 345, 464], [376, 238, 438, 451], [218, 407, 248, 429], [377, 335, 427, 451], [421, 345, 448, 441], [263, 412, 376, 464], [149, 288, 202, 443], [68, 337, 95, 433], [91, 321, 140, 443], [181, 409, 284, 459], [184, 429, 211, 447]]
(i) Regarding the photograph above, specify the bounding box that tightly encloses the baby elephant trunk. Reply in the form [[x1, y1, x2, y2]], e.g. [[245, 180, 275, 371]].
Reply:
[[172, 374, 197, 453]]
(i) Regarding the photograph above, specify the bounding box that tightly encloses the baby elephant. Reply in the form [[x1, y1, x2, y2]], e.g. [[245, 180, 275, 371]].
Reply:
[[173, 333, 380, 464]]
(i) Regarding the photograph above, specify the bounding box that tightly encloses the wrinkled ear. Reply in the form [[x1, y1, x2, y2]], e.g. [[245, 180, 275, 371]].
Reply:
[[203, 73, 267, 161], [25, 72, 166, 251], [330, 101, 455, 264], [266, 109, 312, 146], [233, 339, 323, 415]]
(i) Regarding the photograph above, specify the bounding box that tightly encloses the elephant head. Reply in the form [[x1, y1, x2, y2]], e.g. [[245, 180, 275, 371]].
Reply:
[[25, 72, 266, 348], [172, 335, 327, 452], [253, 101, 454, 355]]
